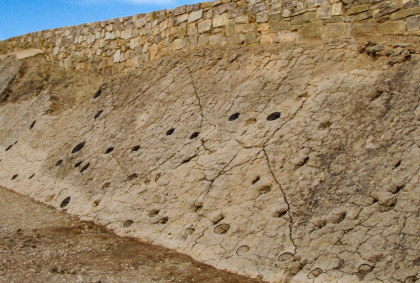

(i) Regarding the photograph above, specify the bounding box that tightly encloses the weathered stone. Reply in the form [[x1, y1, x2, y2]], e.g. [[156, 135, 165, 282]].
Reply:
[[326, 23, 349, 37], [234, 23, 257, 33], [332, 2, 344, 16], [197, 20, 212, 33], [300, 22, 322, 40], [213, 13, 229, 28], [188, 10, 203, 23], [352, 21, 375, 35], [346, 4, 370, 15], [270, 22, 290, 32], [291, 12, 317, 25], [378, 21, 406, 34], [407, 15, 420, 30]]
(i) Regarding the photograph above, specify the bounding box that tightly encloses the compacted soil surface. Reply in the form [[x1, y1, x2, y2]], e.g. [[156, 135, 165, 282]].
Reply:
[[0, 186, 261, 283]]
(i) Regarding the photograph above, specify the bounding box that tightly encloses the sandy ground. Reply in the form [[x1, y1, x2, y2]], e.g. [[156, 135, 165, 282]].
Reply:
[[0, 186, 262, 283]]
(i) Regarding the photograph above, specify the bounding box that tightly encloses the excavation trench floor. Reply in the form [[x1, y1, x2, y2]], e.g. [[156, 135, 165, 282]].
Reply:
[[0, 186, 262, 283]]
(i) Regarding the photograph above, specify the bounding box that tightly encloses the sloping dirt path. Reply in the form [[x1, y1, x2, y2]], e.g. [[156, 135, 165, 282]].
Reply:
[[0, 186, 261, 283]]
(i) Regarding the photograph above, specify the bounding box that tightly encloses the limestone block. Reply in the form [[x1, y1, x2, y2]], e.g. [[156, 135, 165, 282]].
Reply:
[[390, 7, 420, 20], [346, 4, 370, 15], [235, 15, 249, 24], [260, 33, 275, 43], [407, 15, 420, 30], [113, 50, 121, 63], [332, 2, 343, 16], [299, 22, 323, 40], [326, 23, 349, 37], [351, 21, 375, 35], [176, 14, 189, 25], [213, 13, 229, 28], [198, 20, 212, 33], [275, 32, 298, 42], [270, 22, 290, 32], [234, 23, 257, 33], [291, 12, 317, 25], [188, 10, 203, 23], [378, 21, 406, 34]]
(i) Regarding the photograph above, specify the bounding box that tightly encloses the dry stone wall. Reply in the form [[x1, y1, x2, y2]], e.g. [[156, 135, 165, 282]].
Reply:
[[1, 0, 420, 74]]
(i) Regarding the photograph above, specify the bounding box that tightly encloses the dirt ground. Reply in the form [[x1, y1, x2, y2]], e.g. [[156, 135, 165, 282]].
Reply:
[[0, 186, 262, 283]]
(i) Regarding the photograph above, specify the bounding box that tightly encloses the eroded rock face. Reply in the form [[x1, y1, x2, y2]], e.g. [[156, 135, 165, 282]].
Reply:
[[0, 43, 419, 282]]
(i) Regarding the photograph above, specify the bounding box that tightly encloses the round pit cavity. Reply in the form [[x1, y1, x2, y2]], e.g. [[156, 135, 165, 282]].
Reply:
[[123, 220, 133, 228], [214, 224, 230, 235], [131, 145, 140, 152], [166, 128, 175, 136], [190, 132, 199, 139], [358, 264, 374, 274], [60, 196, 71, 208], [71, 142, 86, 154], [278, 252, 294, 262], [236, 245, 250, 256], [105, 147, 114, 154], [94, 110, 103, 119], [267, 112, 281, 121], [307, 268, 323, 279], [80, 163, 90, 173], [93, 89, 102, 99], [229, 113, 240, 121]]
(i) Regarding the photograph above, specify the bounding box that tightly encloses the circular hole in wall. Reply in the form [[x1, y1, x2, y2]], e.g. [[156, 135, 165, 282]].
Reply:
[[30, 121, 36, 129], [131, 145, 140, 152], [404, 276, 418, 283], [190, 132, 200, 139], [93, 89, 102, 99], [307, 268, 323, 279], [55, 159, 63, 166], [123, 220, 133, 228], [80, 163, 90, 173], [74, 161, 83, 168], [236, 245, 250, 256], [157, 217, 169, 225], [185, 227, 195, 236], [105, 147, 114, 154], [214, 224, 230, 235], [127, 173, 138, 181], [267, 112, 281, 121], [102, 182, 111, 189], [71, 142, 86, 154], [166, 128, 175, 136], [278, 252, 294, 262], [228, 113, 240, 121], [358, 264, 374, 274], [60, 196, 71, 208], [94, 110, 104, 120], [148, 209, 160, 217], [259, 185, 271, 195]]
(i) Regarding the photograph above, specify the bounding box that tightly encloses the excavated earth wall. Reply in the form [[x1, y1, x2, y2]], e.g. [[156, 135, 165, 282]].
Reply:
[[1, 0, 420, 282]]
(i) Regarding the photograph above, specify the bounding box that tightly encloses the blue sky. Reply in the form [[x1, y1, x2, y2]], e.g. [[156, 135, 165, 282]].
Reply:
[[0, 0, 201, 40]]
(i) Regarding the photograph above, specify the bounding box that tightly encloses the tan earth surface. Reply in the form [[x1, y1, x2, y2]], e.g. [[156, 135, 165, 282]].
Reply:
[[0, 186, 261, 283]]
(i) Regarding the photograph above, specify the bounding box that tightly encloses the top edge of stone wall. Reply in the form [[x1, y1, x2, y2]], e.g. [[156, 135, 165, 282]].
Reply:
[[1, 0, 419, 74]]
